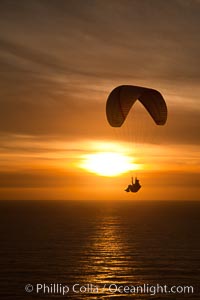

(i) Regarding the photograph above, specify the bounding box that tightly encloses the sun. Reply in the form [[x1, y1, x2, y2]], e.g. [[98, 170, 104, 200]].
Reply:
[[79, 152, 139, 176]]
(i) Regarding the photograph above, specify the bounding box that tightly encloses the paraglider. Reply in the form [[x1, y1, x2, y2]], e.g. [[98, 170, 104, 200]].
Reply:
[[106, 85, 167, 127], [125, 177, 141, 193], [106, 85, 168, 193]]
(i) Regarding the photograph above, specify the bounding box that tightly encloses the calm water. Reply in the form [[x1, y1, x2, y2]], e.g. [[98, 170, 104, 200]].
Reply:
[[0, 200, 200, 299]]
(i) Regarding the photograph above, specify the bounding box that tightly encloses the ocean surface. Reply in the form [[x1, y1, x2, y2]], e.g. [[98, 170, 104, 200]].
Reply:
[[0, 200, 200, 299]]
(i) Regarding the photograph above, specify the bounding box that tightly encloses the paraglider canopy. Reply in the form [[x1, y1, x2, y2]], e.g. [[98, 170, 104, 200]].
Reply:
[[106, 85, 167, 127]]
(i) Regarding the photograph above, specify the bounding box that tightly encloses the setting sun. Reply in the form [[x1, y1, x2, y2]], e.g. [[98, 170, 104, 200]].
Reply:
[[79, 152, 139, 176]]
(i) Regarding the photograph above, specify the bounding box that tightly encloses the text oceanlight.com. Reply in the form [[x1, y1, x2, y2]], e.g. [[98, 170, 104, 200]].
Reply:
[[25, 283, 194, 296]]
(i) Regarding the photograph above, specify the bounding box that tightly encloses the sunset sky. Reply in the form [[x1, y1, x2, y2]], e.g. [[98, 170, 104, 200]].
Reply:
[[0, 0, 199, 200]]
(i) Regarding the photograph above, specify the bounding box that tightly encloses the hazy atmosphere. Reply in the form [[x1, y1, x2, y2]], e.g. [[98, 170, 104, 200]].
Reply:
[[0, 0, 200, 200]]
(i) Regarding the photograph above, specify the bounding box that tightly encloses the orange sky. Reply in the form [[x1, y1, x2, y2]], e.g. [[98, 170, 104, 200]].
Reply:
[[0, 0, 200, 200]]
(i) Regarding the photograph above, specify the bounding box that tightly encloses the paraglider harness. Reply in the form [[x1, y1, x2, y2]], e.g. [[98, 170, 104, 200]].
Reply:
[[125, 177, 141, 193]]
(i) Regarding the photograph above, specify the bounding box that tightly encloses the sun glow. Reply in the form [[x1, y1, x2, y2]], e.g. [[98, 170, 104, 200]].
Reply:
[[80, 152, 139, 176]]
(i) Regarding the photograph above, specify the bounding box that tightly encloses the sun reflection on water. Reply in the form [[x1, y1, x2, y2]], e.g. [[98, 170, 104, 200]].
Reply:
[[81, 213, 138, 298]]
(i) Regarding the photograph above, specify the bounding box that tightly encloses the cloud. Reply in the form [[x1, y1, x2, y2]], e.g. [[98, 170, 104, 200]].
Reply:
[[0, 0, 199, 146], [0, 0, 200, 80], [0, 93, 200, 146], [0, 169, 199, 202]]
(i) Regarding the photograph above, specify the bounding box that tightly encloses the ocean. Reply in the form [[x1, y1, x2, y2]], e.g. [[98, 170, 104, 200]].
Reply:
[[0, 200, 199, 299]]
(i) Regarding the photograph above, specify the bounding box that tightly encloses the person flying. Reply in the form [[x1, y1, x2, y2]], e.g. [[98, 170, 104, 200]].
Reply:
[[125, 177, 141, 193]]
